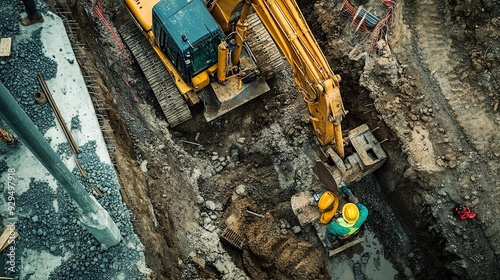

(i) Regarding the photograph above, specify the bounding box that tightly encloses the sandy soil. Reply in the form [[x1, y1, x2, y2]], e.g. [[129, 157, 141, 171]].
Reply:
[[51, 0, 500, 279]]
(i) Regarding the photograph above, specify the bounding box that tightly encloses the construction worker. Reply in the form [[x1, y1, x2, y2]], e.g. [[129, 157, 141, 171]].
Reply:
[[20, 0, 44, 26], [0, 127, 18, 147], [325, 185, 368, 245]]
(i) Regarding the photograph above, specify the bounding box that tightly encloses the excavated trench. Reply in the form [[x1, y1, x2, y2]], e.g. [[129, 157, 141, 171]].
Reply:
[[49, 0, 500, 279], [63, 0, 423, 278]]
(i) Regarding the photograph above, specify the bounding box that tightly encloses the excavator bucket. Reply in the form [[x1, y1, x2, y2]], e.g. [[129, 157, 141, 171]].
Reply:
[[201, 14, 281, 123], [315, 124, 387, 192]]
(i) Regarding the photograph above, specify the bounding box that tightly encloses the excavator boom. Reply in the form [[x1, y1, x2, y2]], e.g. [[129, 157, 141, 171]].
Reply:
[[212, 0, 345, 157], [211, 0, 386, 189], [122, 0, 386, 189], [252, 0, 345, 156]]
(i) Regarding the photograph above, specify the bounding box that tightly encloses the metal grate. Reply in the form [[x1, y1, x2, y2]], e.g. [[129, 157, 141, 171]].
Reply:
[[220, 225, 245, 250]]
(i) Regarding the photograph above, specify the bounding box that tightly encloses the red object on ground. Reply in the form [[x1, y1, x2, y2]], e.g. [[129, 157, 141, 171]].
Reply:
[[455, 204, 477, 220]]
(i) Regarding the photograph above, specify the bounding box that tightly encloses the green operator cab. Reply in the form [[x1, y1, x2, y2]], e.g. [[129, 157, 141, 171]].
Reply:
[[123, 0, 279, 123], [152, 0, 225, 86]]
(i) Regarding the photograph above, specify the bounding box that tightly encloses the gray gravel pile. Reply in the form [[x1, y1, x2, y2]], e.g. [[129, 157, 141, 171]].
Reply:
[[0, 160, 7, 173], [56, 142, 72, 160], [0, 4, 20, 38], [0, 5, 57, 135]]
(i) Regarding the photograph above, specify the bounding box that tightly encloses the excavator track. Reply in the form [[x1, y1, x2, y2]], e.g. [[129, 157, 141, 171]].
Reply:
[[118, 22, 192, 127], [246, 14, 284, 80]]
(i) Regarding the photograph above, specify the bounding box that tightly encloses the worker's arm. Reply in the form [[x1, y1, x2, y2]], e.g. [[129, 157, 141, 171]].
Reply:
[[353, 202, 368, 229], [325, 220, 349, 240]]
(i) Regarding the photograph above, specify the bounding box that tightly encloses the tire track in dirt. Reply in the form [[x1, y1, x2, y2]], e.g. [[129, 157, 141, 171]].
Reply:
[[409, 0, 474, 153], [406, 0, 500, 275], [412, 0, 499, 158]]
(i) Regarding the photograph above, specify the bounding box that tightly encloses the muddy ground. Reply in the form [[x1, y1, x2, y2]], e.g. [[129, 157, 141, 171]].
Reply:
[[52, 0, 499, 279]]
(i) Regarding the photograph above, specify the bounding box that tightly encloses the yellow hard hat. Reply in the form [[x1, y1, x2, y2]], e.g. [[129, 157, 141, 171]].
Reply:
[[342, 203, 359, 224], [318, 191, 338, 213], [320, 208, 336, 224]]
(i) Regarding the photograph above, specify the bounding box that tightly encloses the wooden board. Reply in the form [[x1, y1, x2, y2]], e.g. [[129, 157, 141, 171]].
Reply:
[[328, 236, 364, 257], [0, 226, 18, 252], [0, 38, 12, 57]]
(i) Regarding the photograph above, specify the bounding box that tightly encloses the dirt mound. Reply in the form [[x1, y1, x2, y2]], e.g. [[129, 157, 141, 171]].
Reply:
[[223, 195, 329, 279]]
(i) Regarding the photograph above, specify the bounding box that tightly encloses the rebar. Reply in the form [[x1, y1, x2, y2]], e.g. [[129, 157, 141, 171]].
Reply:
[[38, 73, 79, 155]]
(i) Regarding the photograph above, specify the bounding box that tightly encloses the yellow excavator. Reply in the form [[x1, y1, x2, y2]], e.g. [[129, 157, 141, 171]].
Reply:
[[120, 0, 386, 194]]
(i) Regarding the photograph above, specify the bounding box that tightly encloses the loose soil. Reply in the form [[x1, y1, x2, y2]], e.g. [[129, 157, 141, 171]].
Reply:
[[52, 0, 500, 279]]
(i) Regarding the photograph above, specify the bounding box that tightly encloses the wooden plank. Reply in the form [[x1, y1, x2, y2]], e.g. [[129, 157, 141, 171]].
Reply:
[[0, 226, 18, 252], [0, 226, 14, 250], [328, 236, 364, 257], [0, 38, 12, 57]]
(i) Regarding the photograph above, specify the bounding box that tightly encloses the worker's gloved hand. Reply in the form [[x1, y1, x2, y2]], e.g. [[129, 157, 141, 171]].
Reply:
[[340, 185, 352, 196]]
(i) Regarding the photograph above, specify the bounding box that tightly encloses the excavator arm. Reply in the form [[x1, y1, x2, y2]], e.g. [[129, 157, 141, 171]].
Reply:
[[212, 0, 387, 190], [250, 0, 346, 157], [123, 0, 386, 189], [212, 0, 345, 158]]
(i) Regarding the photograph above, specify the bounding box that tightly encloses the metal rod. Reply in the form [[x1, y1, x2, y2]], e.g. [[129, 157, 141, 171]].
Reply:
[[74, 158, 87, 178], [245, 209, 265, 218], [91, 183, 104, 197], [38, 73, 79, 155], [179, 140, 202, 146]]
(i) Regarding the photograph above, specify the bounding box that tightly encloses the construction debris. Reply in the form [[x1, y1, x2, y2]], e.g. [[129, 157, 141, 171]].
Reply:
[[341, 0, 380, 32], [0, 127, 18, 147], [328, 236, 364, 257], [340, 0, 396, 55], [220, 225, 245, 250], [245, 209, 265, 218]]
